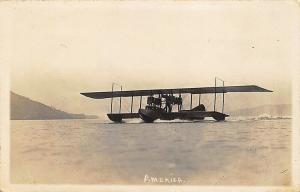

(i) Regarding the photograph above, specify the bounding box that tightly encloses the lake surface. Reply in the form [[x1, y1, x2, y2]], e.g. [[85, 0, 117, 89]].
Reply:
[[11, 118, 291, 185]]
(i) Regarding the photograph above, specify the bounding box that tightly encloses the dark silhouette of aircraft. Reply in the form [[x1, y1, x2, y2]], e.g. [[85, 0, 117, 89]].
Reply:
[[81, 78, 272, 123]]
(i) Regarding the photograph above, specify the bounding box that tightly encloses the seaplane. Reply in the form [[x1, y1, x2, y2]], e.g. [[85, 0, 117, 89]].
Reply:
[[81, 78, 272, 123]]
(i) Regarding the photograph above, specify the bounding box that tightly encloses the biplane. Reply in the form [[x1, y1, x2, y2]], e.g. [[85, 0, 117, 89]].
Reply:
[[81, 78, 272, 123]]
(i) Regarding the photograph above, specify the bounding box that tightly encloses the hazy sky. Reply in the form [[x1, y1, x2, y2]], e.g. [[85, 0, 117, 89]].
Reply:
[[7, 1, 299, 117]]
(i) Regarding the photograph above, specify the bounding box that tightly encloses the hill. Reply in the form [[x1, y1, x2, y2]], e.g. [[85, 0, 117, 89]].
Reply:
[[228, 104, 292, 117], [11, 92, 98, 120]]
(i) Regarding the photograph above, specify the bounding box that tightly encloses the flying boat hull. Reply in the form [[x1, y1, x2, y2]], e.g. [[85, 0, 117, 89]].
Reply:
[[107, 109, 229, 123]]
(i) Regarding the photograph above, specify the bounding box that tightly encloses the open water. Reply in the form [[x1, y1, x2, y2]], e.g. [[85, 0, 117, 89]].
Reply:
[[11, 118, 291, 185]]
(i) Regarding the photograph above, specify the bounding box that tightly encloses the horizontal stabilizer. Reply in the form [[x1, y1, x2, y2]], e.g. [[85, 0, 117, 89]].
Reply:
[[81, 85, 272, 99]]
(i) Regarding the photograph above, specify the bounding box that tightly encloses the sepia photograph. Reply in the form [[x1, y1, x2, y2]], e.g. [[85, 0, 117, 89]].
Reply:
[[1, 1, 300, 191]]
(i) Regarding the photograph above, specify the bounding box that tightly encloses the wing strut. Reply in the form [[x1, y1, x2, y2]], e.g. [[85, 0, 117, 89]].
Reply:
[[111, 82, 123, 114], [213, 77, 225, 113]]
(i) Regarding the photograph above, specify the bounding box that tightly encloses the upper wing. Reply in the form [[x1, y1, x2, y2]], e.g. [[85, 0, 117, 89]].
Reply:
[[81, 85, 272, 99]]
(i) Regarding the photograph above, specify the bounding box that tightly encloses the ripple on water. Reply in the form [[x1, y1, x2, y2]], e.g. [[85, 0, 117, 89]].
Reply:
[[11, 119, 291, 185]]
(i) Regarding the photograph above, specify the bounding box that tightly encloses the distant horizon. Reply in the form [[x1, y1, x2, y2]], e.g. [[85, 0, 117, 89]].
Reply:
[[11, 91, 292, 120], [11, 77, 292, 117]]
